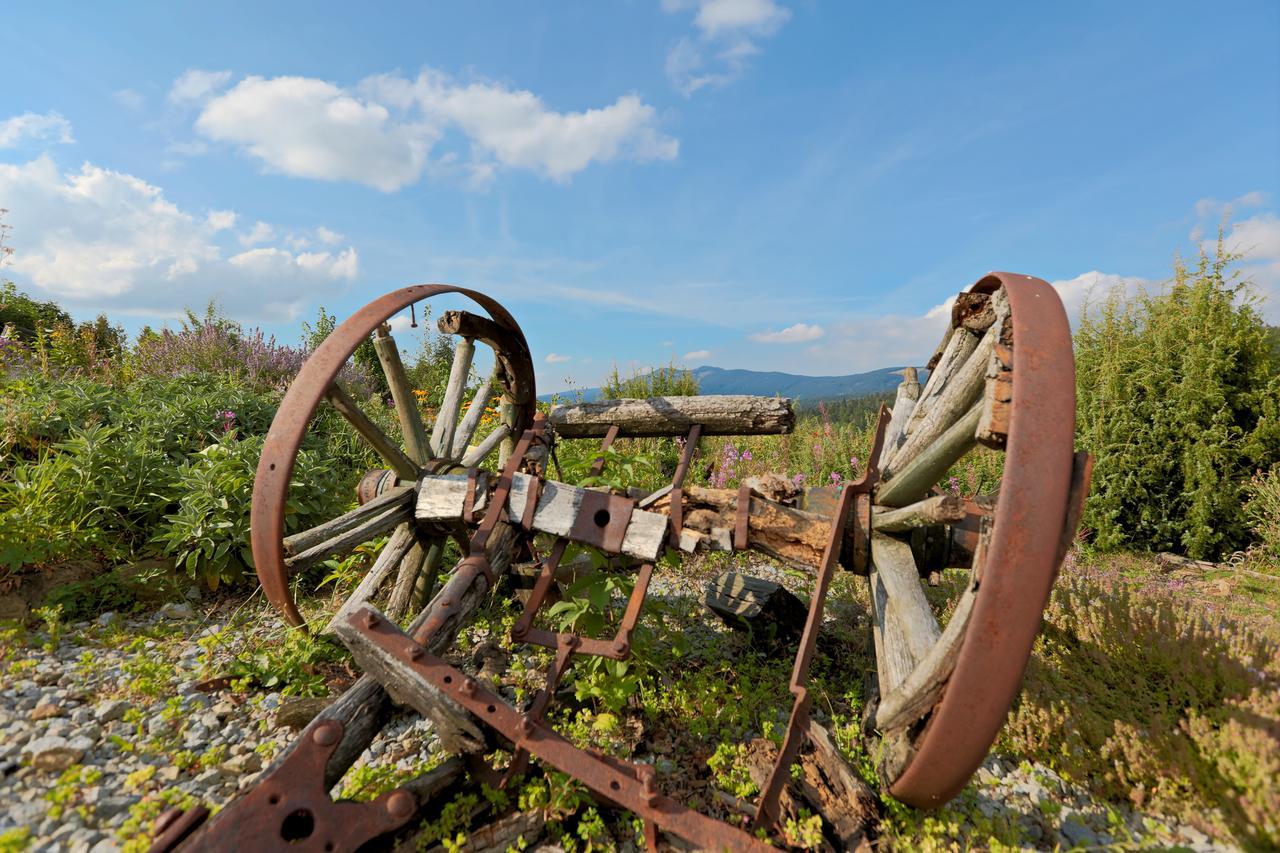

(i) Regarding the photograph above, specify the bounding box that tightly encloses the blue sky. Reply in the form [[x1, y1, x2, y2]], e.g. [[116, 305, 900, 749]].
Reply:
[[2, 1, 1278, 392]]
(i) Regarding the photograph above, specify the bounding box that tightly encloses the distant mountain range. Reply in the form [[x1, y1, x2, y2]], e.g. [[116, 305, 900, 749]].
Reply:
[[540, 364, 926, 404]]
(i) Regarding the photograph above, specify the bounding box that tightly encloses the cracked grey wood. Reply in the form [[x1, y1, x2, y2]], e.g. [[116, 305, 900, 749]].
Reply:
[[430, 337, 475, 457], [374, 325, 432, 465], [548, 394, 794, 438], [322, 523, 417, 635], [879, 367, 921, 469], [284, 499, 413, 574], [869, 534, 941, 697], [872, 494, 966, 533], [876, 401, 982, 509], [451, 365, 498, 457]]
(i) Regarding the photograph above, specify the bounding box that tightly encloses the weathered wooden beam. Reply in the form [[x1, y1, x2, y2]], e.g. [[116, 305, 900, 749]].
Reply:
[[374, 325, 433, 465], [322, 523, 418, 635], [326, 383, 419, 480], [656, 485, 830, 568], [417, 472, 668, 561], [799, 722, 880, 848], [284, 496, 414, 574], [548, 395, 795, 438], [872, 494, 965, 533], [904, 327, 978, 450], [876, 401, 982, 508], [430, 337, 475, 457], [869, 534, 940, 697], [702, 571, 807, 644], [385, 538, 428, 622], [283, 486, 414, 558]]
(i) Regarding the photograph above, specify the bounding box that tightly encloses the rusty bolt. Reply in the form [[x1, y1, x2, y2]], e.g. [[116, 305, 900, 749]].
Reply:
[[612, 639, 629, 657], [363, 611, 379, 629], [518, 718, 534, 737], [408, 645, 424, 661], [560, 633, 580, 650], [385, 790, 416, 820], [313, 723, 340, 747], [461, 677, 477, 696], [511, 620, 529, 639]]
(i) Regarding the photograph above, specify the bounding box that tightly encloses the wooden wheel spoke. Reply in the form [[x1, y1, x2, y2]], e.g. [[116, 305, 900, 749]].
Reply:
[[878, 367, 921, 469], [876, 401, 981, 508], [282, 486, 415, 573], [460, 423, 511, 468], [873, 494, 966, 533], [451, 364, 498, 458], [373, 324, 433, 465], [326, 383, 419, 480], [868, 534, 941, 698], [875, 521, 991, 733], [429, 336, 476, 457], [886, 288, 1009, 477]]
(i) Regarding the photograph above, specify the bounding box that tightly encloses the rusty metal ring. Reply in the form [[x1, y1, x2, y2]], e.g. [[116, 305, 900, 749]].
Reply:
[[250, 285, 536, 626], [887, 272, 1076, 807]]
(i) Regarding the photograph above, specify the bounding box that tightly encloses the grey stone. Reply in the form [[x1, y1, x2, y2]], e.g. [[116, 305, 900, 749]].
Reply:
[[94, 699, 132, 724], [159, 602, 195, 620], [91, 840, 123, 853], [1059, 811, 1097, 848], [94, 795, 138, 819]]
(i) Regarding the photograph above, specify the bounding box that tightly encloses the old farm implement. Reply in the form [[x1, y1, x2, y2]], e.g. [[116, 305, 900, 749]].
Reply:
[[150, 273, 1090, 851]]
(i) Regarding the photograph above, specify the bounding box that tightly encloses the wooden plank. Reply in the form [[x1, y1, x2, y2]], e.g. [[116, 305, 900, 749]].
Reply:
[[878, 367, 920, 469], [869, 534, 940, 697], [872, 494, 965, 533], [430, 337, 475, 457], [385, 538, 427, 622], [283, 486, 414, 557], [322, 523, 417, 635], [373, 325, 433, 465], [451, 366, 497, 457], [702, 571, 807, 643], [876, 401, 982, 508], [548, 394, 794, 438], [325, 383, 419, 480]]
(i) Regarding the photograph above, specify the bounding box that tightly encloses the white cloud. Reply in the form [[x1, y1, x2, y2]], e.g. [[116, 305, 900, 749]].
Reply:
[[682, 349, 711, 361], [169, 69, 233, 105], [0, 155, 357, 320], [239, 220, 275, 246], [750, 322, 824, 343], [0, 112, 74, 148], [545, 352, 571, 363], [1049, 272, 1150, 327], [662, 0, 791, 96], [113, 90, 145, 111], [315, 226, 344, 245], [190, 70, 676, 191]]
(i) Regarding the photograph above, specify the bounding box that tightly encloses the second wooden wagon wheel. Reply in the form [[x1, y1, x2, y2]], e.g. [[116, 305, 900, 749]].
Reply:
[[221, 272, 1089, 851], [249, 285, 536, 626]]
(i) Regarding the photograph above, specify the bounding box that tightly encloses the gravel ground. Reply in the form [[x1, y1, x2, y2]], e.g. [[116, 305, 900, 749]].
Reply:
[[0, 567, 1241, 852]]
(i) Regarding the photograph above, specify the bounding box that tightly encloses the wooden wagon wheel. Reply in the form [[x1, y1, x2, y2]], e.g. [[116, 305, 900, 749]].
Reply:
[[250, 286, 536, 627], [865, 271, 1089, 807]]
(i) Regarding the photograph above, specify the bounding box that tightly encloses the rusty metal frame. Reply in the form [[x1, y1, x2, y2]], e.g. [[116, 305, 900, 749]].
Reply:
[[886, 272, 1079, 807], [251, 285, 536, 626]]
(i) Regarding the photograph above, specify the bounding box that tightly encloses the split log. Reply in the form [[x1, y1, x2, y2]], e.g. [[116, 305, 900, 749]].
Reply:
[[284, 490, 415, 573], [798, 722, 879, 850], [437, 310, 534, 405], [872, 494, 965, 533], [976, 310, 1015, 449], [323, 523, 418, 635], [430, 337, 475, 457], [548, 395, 794, 438], [702, 572, 808, 644], [1155, 552, 1222, 573], [950, 291, 997, 332], [653, 485, 832, 569], [374, 325, 433, 464], [284, 486, 414, 560], [326, 383, 420, 480]]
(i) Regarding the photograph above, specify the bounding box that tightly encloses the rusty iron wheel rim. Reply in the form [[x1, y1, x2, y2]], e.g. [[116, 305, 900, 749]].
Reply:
[[886, 271, 1076, 807], [250, 285, 536, 626]]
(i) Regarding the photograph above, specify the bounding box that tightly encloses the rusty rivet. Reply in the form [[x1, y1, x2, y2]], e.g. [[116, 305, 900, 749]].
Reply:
[[612, 639, 629, 657], [312, 723, 340, 747], [408, 645, 424, 661], [511, 621, 529, 639], [363, 611, 379, 629], [518, 718, 534, 737], [440, 599, 453, 609], [461, 677, 477, 696], [561, 633, 580, 650], [385, 790, 416, 820]]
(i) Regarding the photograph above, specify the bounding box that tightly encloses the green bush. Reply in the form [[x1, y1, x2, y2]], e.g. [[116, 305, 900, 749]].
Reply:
[[1075, 240, 1280, 558], [1244, 466, 1280, 560]]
